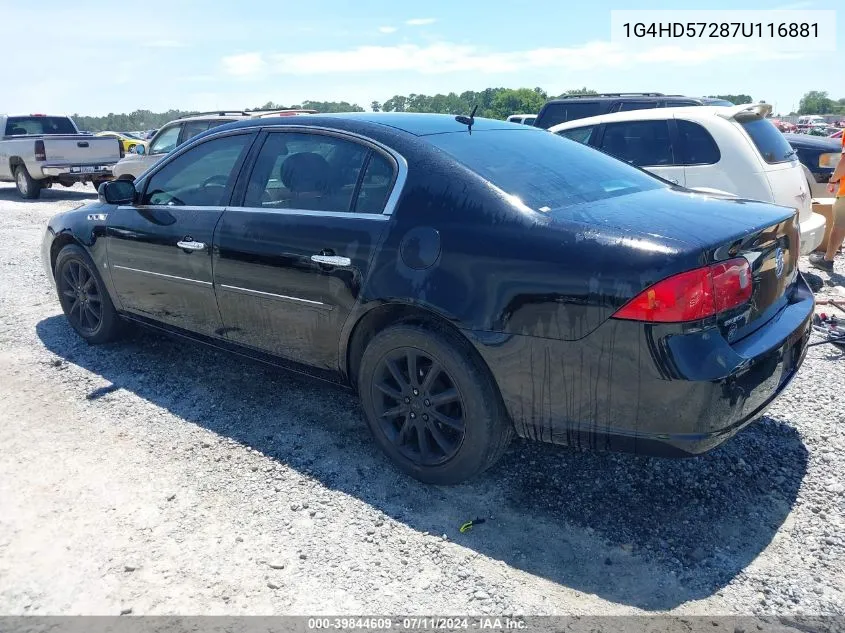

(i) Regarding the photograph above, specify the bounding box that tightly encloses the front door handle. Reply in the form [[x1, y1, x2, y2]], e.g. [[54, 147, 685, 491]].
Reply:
[[177, 240, 206, 251], [311, 254, 351, 267]]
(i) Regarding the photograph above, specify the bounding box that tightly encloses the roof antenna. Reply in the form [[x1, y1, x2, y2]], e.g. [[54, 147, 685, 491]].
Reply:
[[455, 104, 478, 134]]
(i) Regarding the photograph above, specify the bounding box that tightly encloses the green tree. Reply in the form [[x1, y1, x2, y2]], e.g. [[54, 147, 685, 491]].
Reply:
[[799, 91, 834, 115], [371, 101, 381, 112], [558, 87, 598, 98], [488, 88, 548, 119]]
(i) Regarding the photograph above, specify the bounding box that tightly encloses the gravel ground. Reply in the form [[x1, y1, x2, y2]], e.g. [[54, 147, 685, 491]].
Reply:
[[0, 182, 843, 619]]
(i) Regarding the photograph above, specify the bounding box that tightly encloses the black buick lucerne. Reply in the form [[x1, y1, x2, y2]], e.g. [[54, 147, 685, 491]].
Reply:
[[42, 113, 813, 484]]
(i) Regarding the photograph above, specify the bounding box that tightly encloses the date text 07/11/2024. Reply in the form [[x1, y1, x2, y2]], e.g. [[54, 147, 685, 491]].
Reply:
[[307, 617, 527, 630]]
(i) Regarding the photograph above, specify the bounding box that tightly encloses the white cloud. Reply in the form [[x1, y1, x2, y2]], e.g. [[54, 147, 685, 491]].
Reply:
[[221, 52, 267, 76], [143, 39, 188, 48], [378, 26, 397, 33], [220, 40, 802, 78], [405, 18, 436, 26]]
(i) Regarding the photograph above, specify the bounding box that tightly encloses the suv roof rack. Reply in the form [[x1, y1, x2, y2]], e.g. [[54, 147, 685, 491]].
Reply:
[[187, 111, 252, 117], [557, 92, 666, 99]]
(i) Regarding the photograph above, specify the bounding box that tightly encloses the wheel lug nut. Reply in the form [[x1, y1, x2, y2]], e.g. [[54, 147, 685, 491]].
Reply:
[[404, 397, 410, 404], [410, 412, 416, 419], [412, 389, 419, 396], [422, 414, 429, 422], [424, 399, 430, 407]]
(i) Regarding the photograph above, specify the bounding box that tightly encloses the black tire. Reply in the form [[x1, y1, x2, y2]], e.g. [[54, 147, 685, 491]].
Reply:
[[358, 324, 512, 484], [14, 165, 41, 199], [54, 245, 123, 344]]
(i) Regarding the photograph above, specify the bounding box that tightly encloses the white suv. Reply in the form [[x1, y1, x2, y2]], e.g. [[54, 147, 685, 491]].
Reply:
[[550, 104, 826, 255]]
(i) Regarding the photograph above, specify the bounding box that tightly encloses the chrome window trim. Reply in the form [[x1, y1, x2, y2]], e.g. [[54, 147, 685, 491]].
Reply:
[[112, 265, 212, 286], [136, 124, 409, 217], [218, 284, 332, 310], [224, 207, 391, 221]]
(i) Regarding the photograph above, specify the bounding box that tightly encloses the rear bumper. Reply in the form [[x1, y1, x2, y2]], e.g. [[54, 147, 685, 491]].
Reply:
[[799, 210, 827, 255], [40, 164, 115, 179], [469, 275, 814, 457]]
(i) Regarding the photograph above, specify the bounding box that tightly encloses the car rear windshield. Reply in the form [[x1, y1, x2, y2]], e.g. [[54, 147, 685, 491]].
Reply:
[[427, 128, 664, 213], [535, 102, 603, 128], [740, 117, 795, 164], [4, 116, 76, 136]]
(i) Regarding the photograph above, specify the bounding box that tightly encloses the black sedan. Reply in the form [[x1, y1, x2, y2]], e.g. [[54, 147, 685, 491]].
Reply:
[[783, 132, 842, 198], [42, 113, 813, 484]]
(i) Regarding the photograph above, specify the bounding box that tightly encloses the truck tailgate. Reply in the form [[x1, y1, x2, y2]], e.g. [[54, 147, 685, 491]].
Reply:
[[42, 136, 121, 165]]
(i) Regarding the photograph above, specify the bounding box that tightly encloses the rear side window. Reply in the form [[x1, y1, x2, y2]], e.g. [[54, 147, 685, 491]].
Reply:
[[5, 116, 76, 135], [614, 101, 658, 112], [536, 102, 603, 128], [523, 116, 536, 126], [181, 120, 214, 143], [556, 125, 597, 145], [740, 118, 795, 164], [426, 128, 664, 212], [599, 120, 673, 166], [676, 120, 721, 165]]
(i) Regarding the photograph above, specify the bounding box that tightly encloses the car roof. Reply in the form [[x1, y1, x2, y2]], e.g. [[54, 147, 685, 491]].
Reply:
[[547, 104, 770, 131], [215, 112, 522, 137]]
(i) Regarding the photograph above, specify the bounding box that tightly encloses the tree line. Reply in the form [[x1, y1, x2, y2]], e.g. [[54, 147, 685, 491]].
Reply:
[[70, 88, 842, 133]]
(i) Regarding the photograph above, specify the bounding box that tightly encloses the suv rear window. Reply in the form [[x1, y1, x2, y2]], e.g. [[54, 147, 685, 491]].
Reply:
[[427, 128, 663, 212], [535, 102, 603, 129], [740, 117, 795, 164], [5, 116, 76, 136]]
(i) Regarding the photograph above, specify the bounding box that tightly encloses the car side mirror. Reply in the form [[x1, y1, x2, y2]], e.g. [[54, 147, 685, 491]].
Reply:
[[100, 179, 136, 205], [134, 145, 146, 155]]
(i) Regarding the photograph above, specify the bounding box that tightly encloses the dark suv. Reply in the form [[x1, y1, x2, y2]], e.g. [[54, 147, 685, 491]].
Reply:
[[533, 93, 706, 129]]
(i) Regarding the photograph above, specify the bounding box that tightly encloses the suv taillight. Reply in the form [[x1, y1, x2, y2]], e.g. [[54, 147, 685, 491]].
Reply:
[[34, 140, 46, 161], [612, 258, 752, 323]]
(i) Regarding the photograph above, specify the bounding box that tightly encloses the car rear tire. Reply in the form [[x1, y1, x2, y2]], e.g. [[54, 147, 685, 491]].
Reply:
[[14, 165, 41, 200], [54, 245, 123, 344], [358, 324, 512, 484]]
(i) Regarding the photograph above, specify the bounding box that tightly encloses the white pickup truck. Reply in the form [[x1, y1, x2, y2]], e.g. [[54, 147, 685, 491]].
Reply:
[[0, 114, 121, 199]]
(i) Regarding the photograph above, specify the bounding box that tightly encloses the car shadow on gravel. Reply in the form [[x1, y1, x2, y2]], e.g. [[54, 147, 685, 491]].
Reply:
[[36, 316, 809, 611]]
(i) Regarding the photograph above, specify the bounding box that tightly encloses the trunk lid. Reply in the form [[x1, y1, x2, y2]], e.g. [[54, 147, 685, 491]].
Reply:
[[41, 135, 121, 165], [550, 187, 800, 338]]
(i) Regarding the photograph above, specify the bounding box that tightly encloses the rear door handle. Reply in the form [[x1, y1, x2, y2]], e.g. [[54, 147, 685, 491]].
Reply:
[[177, 240, 206, 251], [311, 254, 351, 267]]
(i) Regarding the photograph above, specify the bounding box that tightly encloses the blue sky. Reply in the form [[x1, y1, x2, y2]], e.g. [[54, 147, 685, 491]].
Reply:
[[2, 0, 841, 116]]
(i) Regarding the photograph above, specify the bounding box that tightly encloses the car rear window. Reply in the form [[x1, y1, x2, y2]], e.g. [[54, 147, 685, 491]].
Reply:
[[535, 102, 603, 128], [5, 116, 76, 136], [740, 117, 795, 164], [427, 128, 664, 213]]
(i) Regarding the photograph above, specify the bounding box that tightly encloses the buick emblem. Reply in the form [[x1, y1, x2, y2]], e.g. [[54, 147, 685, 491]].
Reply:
[[775, 247, 784, 279]]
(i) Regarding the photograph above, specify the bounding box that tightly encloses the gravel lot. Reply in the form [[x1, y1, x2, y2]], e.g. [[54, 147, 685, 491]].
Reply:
[[0, 182, 843, 619]]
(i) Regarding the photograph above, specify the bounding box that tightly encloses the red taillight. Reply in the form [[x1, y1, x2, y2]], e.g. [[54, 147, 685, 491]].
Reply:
[[34, 140, 46, 161], [613, 258, 752, 323]]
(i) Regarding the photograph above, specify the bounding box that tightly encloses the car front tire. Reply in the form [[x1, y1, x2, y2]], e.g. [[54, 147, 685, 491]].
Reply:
[[358, 324, 512, 484], [54, 245, 123, 344]]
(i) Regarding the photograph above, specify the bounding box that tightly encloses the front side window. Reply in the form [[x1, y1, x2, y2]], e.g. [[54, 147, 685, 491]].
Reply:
[[615, 101, 658, 112], [556, 125, 597, 145], [243, 132, 382, 213], [600, 120, 673, 166], [676, 120, 721, 165], [426, 128, 664, 213], [150, 125, 182, 155], [142, 133, 252, 206]]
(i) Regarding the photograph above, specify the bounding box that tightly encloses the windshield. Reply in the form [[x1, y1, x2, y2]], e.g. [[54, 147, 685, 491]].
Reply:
[[426, 128, 665, 213], [5, 116, 76, 135], [740, 117, 796, 164]]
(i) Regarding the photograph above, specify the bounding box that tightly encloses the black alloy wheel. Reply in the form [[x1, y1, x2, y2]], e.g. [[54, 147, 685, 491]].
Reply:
[[372, 346, 466, 466], [58, 259, 103, 335]]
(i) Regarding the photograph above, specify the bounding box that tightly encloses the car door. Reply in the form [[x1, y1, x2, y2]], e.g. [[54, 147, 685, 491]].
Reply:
[[597, 119, 685, 186], [213, 128, 401, 370], [673, 118, 726, 192], [106, 129, 257, 336]]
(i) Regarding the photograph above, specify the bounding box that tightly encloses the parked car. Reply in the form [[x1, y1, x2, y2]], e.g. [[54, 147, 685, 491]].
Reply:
[[113, 110, 317, 180], [772, 119, 797, 133], [783, 132, 842, 198], [796, 115, 827, 130], [830, 129, 843, 139], [0, 114, 121, 198], [94, 131, 147, 154], [533, 92, 706, 130], [549, 103, 825, 255], [42, 112, 812, 484], [506, 114, 537, 125]]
